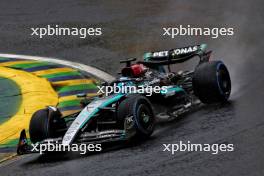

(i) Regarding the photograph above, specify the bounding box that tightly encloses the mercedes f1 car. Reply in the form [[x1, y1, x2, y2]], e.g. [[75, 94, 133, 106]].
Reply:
[[17, 44, 231, 154]]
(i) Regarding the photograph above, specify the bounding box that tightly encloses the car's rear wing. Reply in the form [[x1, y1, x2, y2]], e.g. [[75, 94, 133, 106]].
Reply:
[[141, 44, 211, 66]]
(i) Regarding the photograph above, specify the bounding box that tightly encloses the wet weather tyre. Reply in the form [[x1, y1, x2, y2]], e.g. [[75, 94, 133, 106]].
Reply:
[[193, 61, 231, 104], [117, 95, 155, 139], [29, 108, 62, 143]]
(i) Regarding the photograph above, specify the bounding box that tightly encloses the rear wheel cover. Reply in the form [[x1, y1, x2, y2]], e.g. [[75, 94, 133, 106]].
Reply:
[[216, 63, 231, 98]]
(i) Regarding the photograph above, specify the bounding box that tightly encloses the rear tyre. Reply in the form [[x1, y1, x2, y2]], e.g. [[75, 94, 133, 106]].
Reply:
[[117, 95, 155, 139], [193, 61, 231, 104], [29, 108, 63, 143]]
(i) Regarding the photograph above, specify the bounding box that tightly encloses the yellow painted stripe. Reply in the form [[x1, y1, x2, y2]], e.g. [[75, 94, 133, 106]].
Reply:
[[59, 95, 80, 102], [0, 67, 58, 145], [59, 93, 99, 102], [61, 109, 82, 117], [32, 67, 76, 76], [51, 79, 95, 87], [0, 60, 37, 66]]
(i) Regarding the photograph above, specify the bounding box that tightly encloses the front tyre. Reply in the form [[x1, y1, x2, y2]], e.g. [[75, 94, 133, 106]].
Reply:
[[117, 95, 155, 140], [193, 61, 231, 104], [29, 108, 64, 143]]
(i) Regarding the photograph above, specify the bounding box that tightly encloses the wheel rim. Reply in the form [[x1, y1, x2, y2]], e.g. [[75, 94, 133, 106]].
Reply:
[[217, 63, 231, 98], [136, 104, 154, 132]]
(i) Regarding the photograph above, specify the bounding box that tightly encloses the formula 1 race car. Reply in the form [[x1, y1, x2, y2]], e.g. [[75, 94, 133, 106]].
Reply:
[[17, 44, 231, 154]]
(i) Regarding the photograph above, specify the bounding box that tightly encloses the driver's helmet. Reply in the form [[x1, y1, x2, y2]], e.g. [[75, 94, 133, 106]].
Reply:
[[131, 64, 146, 77]]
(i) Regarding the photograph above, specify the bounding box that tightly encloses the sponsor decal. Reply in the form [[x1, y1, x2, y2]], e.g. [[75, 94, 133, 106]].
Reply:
[[151, 46, 198, 58]]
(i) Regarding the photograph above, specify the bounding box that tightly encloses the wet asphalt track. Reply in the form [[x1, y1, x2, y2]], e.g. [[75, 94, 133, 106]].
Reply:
[[1, 0, 264, 175]]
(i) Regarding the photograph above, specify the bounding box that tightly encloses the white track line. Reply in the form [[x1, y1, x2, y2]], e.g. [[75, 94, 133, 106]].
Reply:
[[0, 53, 115, 82]]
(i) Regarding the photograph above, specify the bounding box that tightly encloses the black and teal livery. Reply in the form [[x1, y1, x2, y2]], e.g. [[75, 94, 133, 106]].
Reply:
[[17, 44, 231, 154]]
